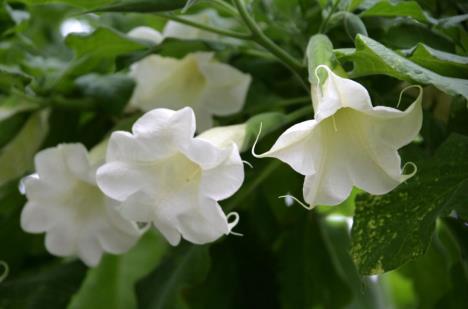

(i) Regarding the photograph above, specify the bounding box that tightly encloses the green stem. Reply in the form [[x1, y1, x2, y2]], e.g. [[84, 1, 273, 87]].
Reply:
[[286, 105, 314, 123], [155, 13, 252, 40], [232, 0, 304, 73], [205, 0, 239, 16], [319, 0, 342, 33]]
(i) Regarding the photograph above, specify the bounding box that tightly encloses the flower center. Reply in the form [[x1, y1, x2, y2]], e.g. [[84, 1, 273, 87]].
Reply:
[[62, 181, 106, 221]]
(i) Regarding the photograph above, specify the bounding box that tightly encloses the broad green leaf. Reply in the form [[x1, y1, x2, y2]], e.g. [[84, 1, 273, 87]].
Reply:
[[306, 34, 334, 84], [67, 230, 168, 309], [136, 244, 210, 309], [90, 0, 187, 13], [0, 110, 48, 186], [337, 35, 468, 99], [75, 73, 135, 115], [361, 0, 430, 23], [275, 213, 352, 308], [405, 43, 468, 78], [0, 261, 86, 309], [53, 27, 147, 91], [351, 134, 468, 275]]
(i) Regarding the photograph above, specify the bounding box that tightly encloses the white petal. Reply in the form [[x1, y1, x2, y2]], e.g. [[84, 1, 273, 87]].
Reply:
[[365, 97, 423, 149], [180, 137, 229, 170], [153, 218, 181, 246], [259, 120, 319, 175], [131, 108, 175, 135], [61, 144, 94, 183], [129, 55, 206, 111], [45, 223, 77, 257], [128, 26, 163, 44], [23, 176, 63, 202], [20, 202, 54, 233], [200, 145, 244, 201], [198, 59, 251, 116], [133, 107, 196, 145], [34, 146, 73, 187], [303, 161, 353, 206], [313, 65, 372, 121], [177, 197, 230, 244], [198, 124, 247, 150], [106, 131, 174, 162], [77, 234, 103, 267], [96, 161, 156, 201], [119, 192, 155, 222]]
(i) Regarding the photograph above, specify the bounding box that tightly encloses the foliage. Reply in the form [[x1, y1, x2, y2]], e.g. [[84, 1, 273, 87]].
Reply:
[[0, 0, 467, 308]]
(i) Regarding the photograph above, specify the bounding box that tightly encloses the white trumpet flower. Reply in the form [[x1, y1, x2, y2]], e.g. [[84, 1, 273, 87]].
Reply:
[[255, 65, 423, 207], [96, 107, 244, 245], [128, 52, 251, 131], [20, 144, 141, 266]]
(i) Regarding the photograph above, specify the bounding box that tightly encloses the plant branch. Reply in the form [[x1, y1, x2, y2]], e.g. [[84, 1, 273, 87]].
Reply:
[[155, 13, 252, 40], [232, 0, 304, 73]]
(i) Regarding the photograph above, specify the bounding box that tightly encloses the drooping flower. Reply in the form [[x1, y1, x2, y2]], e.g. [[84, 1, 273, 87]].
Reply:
[[20, 144, 141, 266], [255, 65, 423, 207], [128, 52, 251, 131], [96, 107, 244, 246]]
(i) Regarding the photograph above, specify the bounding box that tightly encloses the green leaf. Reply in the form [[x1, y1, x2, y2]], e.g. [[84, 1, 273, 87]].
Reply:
[[136, 244, 211, 309], [0, 261, 87, 309], [67, 230, 168, 309], [351, 134, 468, 275], [361, 0, 430, 23], [405, 43, 468, 79], [275, 213, 352, 308], [0, 67, 32, 93], [337, 35, 468, 99], [75, 73, 135, 115], [54, 27, 147, 91], [89, 0, 187, 13], [0, 110, 49, 186], [306, 34, 334, 84]]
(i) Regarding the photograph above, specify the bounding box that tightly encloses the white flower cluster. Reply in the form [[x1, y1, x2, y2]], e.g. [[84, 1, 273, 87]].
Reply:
[[19, 13, 423, 267]]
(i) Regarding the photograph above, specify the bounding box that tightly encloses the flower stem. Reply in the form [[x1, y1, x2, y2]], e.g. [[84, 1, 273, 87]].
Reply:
[[319, 0, 342, 33], [155, 13, 252, 40], [205, 0, 239, 16], [232, 0, 304, 73]]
